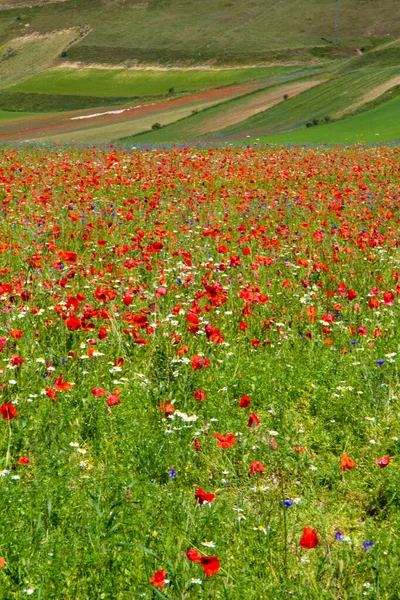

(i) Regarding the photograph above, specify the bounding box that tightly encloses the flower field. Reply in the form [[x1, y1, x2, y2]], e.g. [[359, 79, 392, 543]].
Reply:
[[0, 145, 400, 599]]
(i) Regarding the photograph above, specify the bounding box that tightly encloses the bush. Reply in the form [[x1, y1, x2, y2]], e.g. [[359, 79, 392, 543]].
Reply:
[[151, 122, 162, 130]]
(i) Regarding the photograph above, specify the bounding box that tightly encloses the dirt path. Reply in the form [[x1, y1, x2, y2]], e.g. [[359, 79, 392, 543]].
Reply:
[[58, 61, 320, 71], [196, 80, 323, 135], [0, 0, 68, 8], [0, 79, 267, 142], [335, 75, 400, 117]]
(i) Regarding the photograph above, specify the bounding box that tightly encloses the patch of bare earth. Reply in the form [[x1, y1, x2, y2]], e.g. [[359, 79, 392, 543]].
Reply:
[[335, 75, 400, 117], [197, 80, 323, 135]]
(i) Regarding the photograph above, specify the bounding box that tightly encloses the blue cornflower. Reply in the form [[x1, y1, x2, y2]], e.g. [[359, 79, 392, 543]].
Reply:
[[335, 531, 344, 541], [282, 500, 293, 508], [350, 340, 357, 345], [376, 360, 385, 366], [61, 359, 68, 366], [168, 468, 177, 479], [363, 541, 374, 551]]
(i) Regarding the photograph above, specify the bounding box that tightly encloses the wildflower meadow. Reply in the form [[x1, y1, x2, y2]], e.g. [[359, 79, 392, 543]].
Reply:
[[0, 145, 399, 599]]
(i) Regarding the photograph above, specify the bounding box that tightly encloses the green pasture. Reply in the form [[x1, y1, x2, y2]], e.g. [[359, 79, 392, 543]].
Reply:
[[0, 108, 46, 121], [8, 65, 299, 97], [253, 94, 400, 145]]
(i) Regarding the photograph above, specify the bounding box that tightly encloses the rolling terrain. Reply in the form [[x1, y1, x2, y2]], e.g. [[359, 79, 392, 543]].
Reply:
[[0, 0, 399, 144]]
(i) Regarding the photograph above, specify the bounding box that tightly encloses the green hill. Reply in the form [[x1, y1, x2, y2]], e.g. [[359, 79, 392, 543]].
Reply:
[[0, 0, 398, 66]]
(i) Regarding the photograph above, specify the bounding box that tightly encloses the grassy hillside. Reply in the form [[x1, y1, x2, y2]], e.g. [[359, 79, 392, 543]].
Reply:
[[0, 0, 398, 66], [0, 29, 77, 88]]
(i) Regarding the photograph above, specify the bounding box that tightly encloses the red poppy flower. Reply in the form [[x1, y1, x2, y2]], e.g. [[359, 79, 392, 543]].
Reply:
[[193, 438, 201, 452], [347, 289, 357, 300], [191, 355, 210, 370], [107, 393, 120, 406], [375, 456, 390, 468], [91, 388, 107, 397], [248, 413, 260, 427], [9, 330, 23, 339], [340, 453, 357, 471], [18, 456, 29, 464], [45, 388, 58, 400], [239, 395, 251, 408], [299, 527, 319, 549], [383, 291, 394, 305], [368, 297, 380, 309], [159, 402, 175, 417], [193, 389, 206, 401], [250, 461, 265, 474], [54, 374, 73, 391], [10, 355, 24, 367], [149, 569, 166, 589], [186, 549, 201, 562], [200, 555, 220, 576], [0, 403, 17, 420], [214, 433, 236, 448], [98, 327, 108, 340], [195, 487, 215, 505], [65, 316, 81, 330]]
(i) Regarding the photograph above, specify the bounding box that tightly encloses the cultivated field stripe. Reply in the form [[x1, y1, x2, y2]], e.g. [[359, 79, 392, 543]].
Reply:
[[335, 75, 400, 117], [196, 80, 323, 135], [0, 80, 264, 141]]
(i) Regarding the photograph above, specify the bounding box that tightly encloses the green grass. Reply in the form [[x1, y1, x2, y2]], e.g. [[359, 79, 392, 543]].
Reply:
[[0, 90, 143, 113], [0, 108, 47, 120], [0, 146, 400, 598], [0, 0, 397, 65], [8, 65, 299, 97], [211, 67, 400, 139], [252, 94, 400, 144]]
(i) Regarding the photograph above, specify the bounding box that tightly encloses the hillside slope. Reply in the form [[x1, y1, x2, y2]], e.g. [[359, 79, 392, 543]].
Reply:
[[0, 0, 398, 65]]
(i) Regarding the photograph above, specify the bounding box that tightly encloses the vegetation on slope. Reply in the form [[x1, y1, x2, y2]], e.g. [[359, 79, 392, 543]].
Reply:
[[0, 0, 397, 66]]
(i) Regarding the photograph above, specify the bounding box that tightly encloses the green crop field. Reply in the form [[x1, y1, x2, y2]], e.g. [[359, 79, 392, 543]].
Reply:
[[251, 94, 400, 145], [8, 65, 300, 97], [0, 108, 47, 121]]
